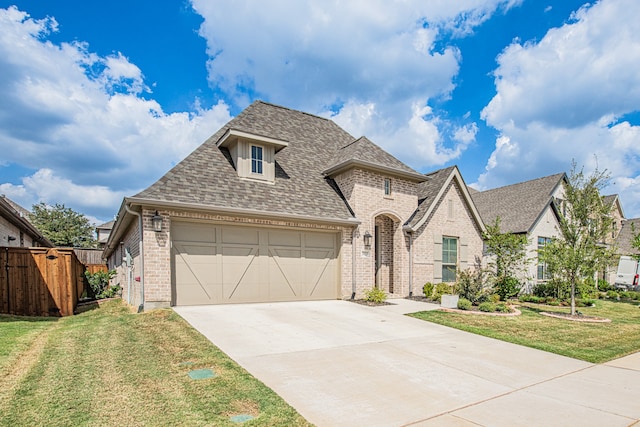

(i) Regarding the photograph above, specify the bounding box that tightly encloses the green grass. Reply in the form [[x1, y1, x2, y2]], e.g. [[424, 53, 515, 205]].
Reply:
[[0, 300, 310, 427], [409, 299, 640, 363]]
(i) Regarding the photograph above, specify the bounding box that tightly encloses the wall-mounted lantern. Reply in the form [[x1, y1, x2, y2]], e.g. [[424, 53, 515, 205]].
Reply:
[[363, 231, 372, 249], [7, 236, 16, 242], [151, 211, 163, 232]]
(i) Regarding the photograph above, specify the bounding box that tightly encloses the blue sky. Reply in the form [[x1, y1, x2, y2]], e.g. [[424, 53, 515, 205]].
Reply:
[[0, 0, 639, 223]]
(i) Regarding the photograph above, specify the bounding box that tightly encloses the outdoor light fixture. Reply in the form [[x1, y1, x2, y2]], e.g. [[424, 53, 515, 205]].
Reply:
[[363, 231, 372, 249], [151, 211, 163, 232], [7, 236, 16, 242]]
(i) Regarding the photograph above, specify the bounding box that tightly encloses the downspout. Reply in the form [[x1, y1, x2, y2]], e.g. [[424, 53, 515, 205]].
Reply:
[[124, 203, 144, 312], [351, 228, 357, 299], [407, 231, 414, 297]]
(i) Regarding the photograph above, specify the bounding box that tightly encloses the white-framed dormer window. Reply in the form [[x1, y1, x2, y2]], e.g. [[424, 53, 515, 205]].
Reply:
[[384, 178, 391, 196], [251, 145, 263, 175]]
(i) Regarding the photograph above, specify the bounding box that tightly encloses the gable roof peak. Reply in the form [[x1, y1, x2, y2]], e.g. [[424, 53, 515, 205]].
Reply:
[[324, 136, 426, 182]]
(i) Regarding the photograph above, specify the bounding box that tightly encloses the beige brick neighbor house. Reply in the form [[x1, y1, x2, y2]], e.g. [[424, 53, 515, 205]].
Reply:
[[471, 173, 568, 291], [104, 101, 486, 310], [0, 195, 52, 248]]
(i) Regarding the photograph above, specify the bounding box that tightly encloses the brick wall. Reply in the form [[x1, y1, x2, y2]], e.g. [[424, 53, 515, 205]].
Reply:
[[411, 181, 484, 295], [334, 168, 418, 297]]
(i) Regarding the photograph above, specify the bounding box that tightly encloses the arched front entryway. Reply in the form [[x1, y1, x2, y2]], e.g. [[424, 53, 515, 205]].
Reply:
[[374, 214, 399, 294]]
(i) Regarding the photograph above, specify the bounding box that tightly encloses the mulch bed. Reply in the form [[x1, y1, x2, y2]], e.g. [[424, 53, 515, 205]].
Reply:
[[347, 299, 395, 307], [405, 296, 440, 304], [439, 305, 521, 316], [539, 311, 611, 323]]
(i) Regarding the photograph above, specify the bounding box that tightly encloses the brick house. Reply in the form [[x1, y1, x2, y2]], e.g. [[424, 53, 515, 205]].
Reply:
[[0, 195, 52, 248], [471, 173, 567, 291], [104, 101, 485, 310]]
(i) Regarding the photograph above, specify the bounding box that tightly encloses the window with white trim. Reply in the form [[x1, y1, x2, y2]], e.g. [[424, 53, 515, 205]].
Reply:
[[384, 178, 391, 196], [537, 237, 552, 280], [442, 237, 458, 282], [251, 145, 263, 175]]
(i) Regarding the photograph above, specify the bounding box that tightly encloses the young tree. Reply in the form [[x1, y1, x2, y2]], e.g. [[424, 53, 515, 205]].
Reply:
[[540, 163, 615, 315], [483, 218, 529, 300], [29, 203, 97, 248]]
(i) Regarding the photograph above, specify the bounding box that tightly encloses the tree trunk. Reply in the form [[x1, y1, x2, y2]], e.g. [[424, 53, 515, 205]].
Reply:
[[570, 280, 576, 316]]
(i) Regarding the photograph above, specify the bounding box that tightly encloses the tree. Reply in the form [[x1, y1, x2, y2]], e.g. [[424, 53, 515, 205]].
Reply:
[[539, 163, 615, 315], [483, 218, 529, 300], [29, 203, 97, 248], [631, 223, 640, 261]]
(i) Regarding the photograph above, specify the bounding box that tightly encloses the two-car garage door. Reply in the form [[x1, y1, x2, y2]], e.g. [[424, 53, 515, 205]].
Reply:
[[171, 221, 339, 305]]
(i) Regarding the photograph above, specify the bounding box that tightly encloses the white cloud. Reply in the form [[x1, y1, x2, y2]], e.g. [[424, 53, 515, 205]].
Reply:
[[190, 0, 519, 168], [0, 6, 233, 220], [477, 0, 640, 217]]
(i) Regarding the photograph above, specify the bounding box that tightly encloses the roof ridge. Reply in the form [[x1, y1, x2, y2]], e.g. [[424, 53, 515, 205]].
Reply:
[[478, 172, 565, 194], [254, 100, 333, 123]]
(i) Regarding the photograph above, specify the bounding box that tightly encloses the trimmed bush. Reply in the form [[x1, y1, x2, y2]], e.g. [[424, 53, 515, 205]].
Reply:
[[423, 282, 434, 299], [606, 290, 619, 300], [433, 283, 454, 302], [478, 302, 495, 312], [490, 293, 501, 303], [457, 298, 472, 310], [85, 269, 117, 300], [495, 303, 510, 313], [364, 287, 387, 303]]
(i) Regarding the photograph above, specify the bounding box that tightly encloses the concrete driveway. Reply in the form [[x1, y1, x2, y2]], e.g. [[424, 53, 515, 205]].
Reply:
[[175, 300, 640, 427]]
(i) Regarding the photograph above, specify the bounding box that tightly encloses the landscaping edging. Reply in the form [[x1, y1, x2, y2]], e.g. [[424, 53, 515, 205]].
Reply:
[[438, 306, 521, 316], [539, 311, 611, 323]]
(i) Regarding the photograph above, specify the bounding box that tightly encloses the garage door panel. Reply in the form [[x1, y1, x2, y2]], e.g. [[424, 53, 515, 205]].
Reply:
[[221, 227, 259, 244], [305, 232, 335, 249], [268, 230, 301, 247], [173, 222, 216, 243], [173, 222, 339, 305]]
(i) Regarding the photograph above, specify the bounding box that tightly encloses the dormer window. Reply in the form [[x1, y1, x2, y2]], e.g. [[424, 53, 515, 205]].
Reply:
[[251, 145, 263, 175], [216, 129, 288, 183]]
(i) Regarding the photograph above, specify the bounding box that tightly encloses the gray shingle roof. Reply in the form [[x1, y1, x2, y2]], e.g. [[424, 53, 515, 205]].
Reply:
[[0, 195, 53, 247], [405, 166, 456, 228], [616, 218, 640, 256], [324, 136, 425, 180], [135, 101, 357, 221], [471, 173, 566, 233]]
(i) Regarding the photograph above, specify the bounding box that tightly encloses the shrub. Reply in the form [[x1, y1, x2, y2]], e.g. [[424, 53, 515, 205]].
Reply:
[[519, 294, 535, 303], [490, 293, 501, 303], [619, 291, 631, 300], [493, 276, 521, 301], [597, 279, 611, 292], [85, 269, 117, 300], [478, 302, 495, 312], [606, 290, 619, 300], [433, 283, 454, 302], [457, 298, 472, 310], [364, 287, 387, 303], [423, 282, 434, 299], [455, 268, 489, 304], [495, 303, 510, 313]]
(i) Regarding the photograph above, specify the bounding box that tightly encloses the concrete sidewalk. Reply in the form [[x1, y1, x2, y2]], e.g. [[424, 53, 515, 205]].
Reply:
[[175, 299, 640, 427]]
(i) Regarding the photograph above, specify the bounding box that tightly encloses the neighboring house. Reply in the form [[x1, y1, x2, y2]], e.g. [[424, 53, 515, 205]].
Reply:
[[0, 195, 53, 248], [95, 220, 114, 249], [616, 218, 640, 258], [471, 173, 567, 291], [601, 194, 626, 284], [104, 101, 486, 310]]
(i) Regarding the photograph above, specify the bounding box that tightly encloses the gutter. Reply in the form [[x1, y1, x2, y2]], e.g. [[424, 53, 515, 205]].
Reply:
[[407, 230, 414, 297], [351, 229, 357, 299], [126, 197, 361, 227], [124, 203, 145, 313]]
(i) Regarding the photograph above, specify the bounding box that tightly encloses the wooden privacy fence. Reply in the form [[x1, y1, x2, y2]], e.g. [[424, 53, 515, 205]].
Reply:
[[0, 247, 86, 317]]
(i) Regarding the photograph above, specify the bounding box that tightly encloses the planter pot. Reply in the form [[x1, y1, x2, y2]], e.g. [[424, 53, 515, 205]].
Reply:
[[441, 294, 459, 309]]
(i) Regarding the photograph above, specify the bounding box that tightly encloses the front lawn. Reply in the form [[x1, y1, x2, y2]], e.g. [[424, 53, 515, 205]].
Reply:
[[409, 299, 640, 363], [0, 300, 309, 426]]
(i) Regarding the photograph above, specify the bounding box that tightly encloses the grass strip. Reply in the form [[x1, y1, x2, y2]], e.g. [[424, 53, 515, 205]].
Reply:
[[409, 299, 640, 363], [0, 300, 310, 426]]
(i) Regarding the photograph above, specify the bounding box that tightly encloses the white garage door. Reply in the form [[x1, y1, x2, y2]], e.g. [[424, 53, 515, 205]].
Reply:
[[172, 221, 340, 305]]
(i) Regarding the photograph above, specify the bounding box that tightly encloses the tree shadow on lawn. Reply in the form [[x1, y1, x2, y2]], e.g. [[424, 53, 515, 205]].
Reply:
[[0, 314, 60, 324]]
